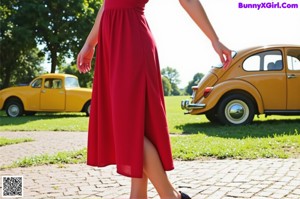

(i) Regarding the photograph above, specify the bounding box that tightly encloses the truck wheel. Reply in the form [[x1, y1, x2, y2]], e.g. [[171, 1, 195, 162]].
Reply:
[[5, 99, 24, 117], [217, 94, 255, 125], [84, 101, 91, 116]]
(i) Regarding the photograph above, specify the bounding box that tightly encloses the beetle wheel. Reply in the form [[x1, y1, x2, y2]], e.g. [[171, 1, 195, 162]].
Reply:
[[205, 108, 220, 124], [217, 94, 255, 125]]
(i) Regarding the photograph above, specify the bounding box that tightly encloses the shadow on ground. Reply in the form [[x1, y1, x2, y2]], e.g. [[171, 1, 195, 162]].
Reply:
[[175, 118, 300, 139], [0, 113, 86, 126]]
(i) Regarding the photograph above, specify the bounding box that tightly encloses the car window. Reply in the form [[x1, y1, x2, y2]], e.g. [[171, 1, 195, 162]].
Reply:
[[287, 48, 300, 70], [65, 77, 79, 88], [44, 78, 62, 89], [243, 55, 260, 71], [243, 50, 283, 71], [31, 78, 42, 88]]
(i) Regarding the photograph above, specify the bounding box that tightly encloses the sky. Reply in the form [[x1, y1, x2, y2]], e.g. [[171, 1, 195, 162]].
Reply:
[[41, 0, 300, 88], [144, 0, 300, 87]]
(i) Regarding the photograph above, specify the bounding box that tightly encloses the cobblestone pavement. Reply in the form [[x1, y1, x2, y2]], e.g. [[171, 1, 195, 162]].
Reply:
[[0, 132, 300, 199], [0, 131, 87, 167]]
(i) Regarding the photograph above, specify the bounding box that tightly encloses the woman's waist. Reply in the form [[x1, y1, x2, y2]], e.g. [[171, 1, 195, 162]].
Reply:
[[104, 0, 147, 10]]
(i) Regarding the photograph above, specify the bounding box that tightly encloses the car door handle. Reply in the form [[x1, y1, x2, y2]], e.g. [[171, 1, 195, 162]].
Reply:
[[59, 91, 64, 94], [41, 90, 46, 93], [287, 74, 296, 79]]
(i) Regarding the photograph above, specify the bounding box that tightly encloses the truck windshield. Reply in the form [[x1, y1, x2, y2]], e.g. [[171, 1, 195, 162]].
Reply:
[[65, 77, 80, 88]]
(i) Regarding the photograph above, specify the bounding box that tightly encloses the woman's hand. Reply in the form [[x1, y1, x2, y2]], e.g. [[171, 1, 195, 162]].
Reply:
[[77, 44, 95, 74], [76, 5, 104, 73], [179, 0, 232, 69], [212, 40, 232, 69]]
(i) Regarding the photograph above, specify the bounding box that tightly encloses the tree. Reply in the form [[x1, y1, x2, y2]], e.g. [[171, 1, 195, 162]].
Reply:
[[185, 73, 204, 95], [0, 0, 101, 88], [161, 76, 172, 96], [18, 0, 101, 73], [161, 67, 180, 85], [161, 67, 181, 96], [13, 48, 45, 85], [171, 84, 181, 96], [0, 0, 44, 88]]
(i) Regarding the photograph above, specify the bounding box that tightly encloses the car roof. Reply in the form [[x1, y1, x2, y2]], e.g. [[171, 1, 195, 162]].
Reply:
[[234, 44, 300, 60], [38, 73, 77, 79], [237, 44, 300, 54]]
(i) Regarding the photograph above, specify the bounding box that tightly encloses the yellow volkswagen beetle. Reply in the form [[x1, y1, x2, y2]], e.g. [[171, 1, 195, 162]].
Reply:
[[0, 74, 92, 117], [181, 44, 300, 125]]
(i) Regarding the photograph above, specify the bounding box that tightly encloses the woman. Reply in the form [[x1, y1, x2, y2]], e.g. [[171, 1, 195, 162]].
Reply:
[[77, 0, 231, 198]]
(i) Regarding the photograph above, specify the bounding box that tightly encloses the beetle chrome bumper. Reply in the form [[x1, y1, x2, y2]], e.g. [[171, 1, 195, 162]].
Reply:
[[181, 100, 206, 110]]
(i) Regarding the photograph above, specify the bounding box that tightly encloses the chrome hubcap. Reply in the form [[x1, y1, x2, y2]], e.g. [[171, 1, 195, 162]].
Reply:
[[8, 105, 20, 117], [225, 100, 249, 124], [229, 104, 244, 119]]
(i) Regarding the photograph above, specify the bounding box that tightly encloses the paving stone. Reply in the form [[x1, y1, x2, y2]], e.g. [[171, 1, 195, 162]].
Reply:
[[0, 131, 300, 198], [0, 131, 87, 167]]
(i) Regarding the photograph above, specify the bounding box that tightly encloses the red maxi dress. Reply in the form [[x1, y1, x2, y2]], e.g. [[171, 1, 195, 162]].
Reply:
[[87, 0, 174, 178]]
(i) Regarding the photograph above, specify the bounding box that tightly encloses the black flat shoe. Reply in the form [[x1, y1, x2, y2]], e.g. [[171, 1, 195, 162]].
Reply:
[[180, 191, 191, 199]]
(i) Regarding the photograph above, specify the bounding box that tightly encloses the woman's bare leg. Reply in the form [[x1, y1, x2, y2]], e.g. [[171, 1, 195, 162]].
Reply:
[[130, 172, 148, 199], [143, 137, 181, 199]]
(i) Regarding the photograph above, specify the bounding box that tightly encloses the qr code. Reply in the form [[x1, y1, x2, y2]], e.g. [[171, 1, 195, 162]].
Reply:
[[2, 176, 23, 198]]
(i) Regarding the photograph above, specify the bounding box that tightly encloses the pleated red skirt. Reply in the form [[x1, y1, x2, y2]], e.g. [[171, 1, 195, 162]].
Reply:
[[87, 0, 174, 178]]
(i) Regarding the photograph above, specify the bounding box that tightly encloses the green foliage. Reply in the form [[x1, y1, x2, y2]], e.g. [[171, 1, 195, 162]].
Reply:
[[161, 67, 182, 96], [171, 83, 182, 96], [0, 137, 33, 147], [162, 76, 172, 96], [20, 0, 101, 73], [0, 0, 101, 88], [0, 0, 44, 88], [185, 73, 204, 95], [161, 67, 180, 85]]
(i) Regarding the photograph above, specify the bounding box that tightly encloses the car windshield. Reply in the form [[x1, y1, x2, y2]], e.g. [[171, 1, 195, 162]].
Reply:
[[31, 78, 42, 88], [213, 51, 237, 68], [65, 77, 80, 88]]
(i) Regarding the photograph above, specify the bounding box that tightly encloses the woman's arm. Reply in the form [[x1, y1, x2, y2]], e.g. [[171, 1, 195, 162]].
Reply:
[[179, 0, 231, 67], [77, 1, 105, 73]]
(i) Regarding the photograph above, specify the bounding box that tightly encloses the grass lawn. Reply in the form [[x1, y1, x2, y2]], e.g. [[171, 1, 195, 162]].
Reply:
[[0, 96, 299, 166], [0, 137, 33, 147], [167, 96, 300, 159], [0, 111, 89, 131]]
